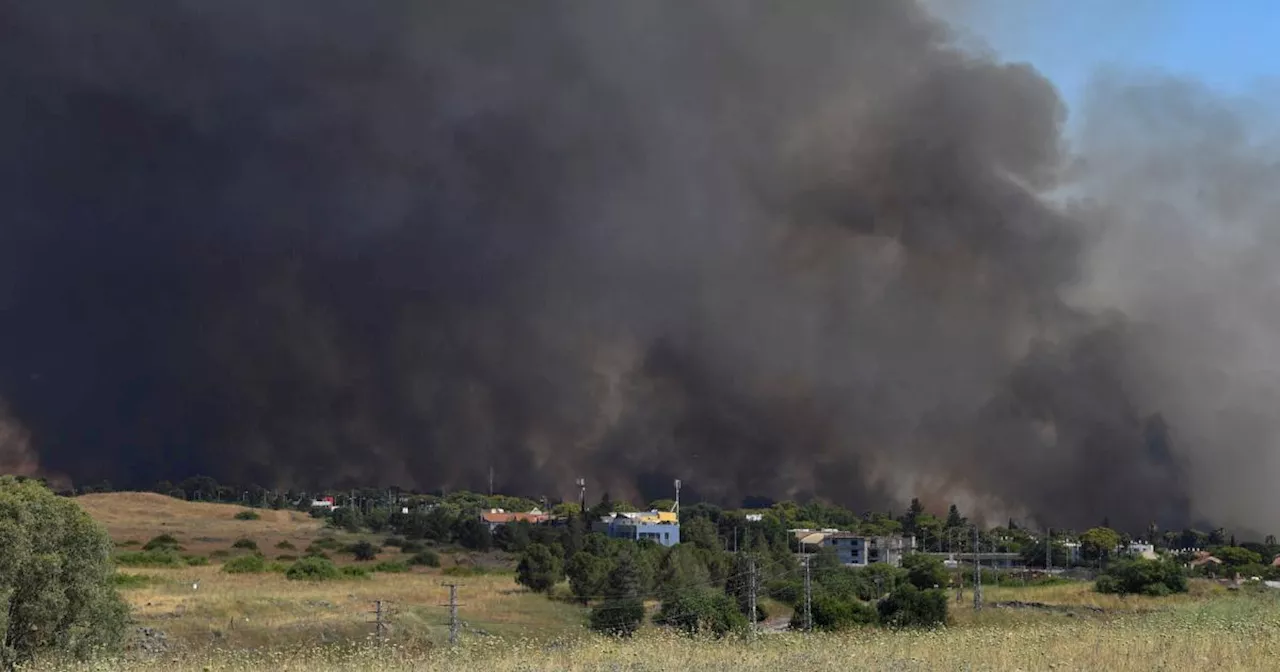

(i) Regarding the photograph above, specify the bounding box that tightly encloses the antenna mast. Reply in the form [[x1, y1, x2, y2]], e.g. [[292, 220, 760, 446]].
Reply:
[[673, 479, 681, 515]]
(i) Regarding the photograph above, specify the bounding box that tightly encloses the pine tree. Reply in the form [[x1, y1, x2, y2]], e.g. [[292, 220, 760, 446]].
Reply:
[[590, 551, 645, 636], [945, 504, 966, 530]]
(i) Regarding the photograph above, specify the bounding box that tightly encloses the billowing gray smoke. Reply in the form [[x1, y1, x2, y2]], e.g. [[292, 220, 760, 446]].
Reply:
[[0, 1, 1273, 532]]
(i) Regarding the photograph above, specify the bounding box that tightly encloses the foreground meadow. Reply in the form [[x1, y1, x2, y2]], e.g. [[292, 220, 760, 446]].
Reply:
[[29, 571, 1280, 671], [27, 588, 1280, 671]]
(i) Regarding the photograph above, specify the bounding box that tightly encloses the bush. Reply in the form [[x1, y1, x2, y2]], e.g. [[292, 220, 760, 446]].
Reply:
[[275, 540, 296, 550], [341, 565, 371, 579], [286, 556, 341, 581], [654, 589, 745, 637], [276, 554, 297, 561], [110, 573, 159, 589], [231, 538, 259, 551], [118, 539, 141, 548], [234, 510, 261, 521], [183, 554, 209, 566], [222, 554, 267, 574], [791, 594, 879, 631], [382, 536, 406, 548], [210, 550, 231, 559], [902, 553, 949, 590], [373, 560, 409, 573], [266, 561, 291, 573], [408, 550, 441, 567], [877, 584, 948, 628], [1095, 558, 1188, 596], [345, 541, 380, 561], [400, 540, 426, 554], [114, 550, 183, 568], [516, 543, 563, 593], [142, 534, 181, 551], [0, 476, 129, 665]]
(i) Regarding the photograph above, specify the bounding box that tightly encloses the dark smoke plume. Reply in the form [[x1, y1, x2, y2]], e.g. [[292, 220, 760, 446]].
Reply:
[[0, 1, 1272, 531]]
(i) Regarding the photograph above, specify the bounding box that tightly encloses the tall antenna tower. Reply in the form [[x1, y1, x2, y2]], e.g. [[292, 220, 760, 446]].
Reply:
[[576, 478, 586, 513], [672, 479, 681, 515]]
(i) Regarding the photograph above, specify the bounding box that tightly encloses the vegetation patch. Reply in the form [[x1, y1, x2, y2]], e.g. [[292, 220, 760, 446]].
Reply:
[[234, 510, 261, 521], [222, 554, 267, 574], [286, 556, 341, 582], [231, 538, 259, 551]]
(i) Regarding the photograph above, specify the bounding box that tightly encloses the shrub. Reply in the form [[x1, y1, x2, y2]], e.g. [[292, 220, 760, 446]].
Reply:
[[222, 554, 267, 574], [266, 561, 291, 573], [183, 555, 210, 566], [408, 550, 441, 567], [210, 550, 231, 559], [143, 534, 181, 551], [286, 556, 341, 581], [231, 538, 259, 551], [275, 540, 296, 550], [341, 565, 371, 579], [383, 536, 406, 548], [1095, 558, 1188, 596], [234, 510, 261, 521], [309, 536, 343, 551], [114, 550, 183, 568], [516, 543, 563, 593], [877, 584, 948, 628], [793, 594, 879, 631], [0, 477, 129, 665], [276, 554, 297, 562], [110, 573, 159, 589], [902, 553, 949, 590], [345, 541, 380, 561], [654, 588, 745, 637], [400, 540, 426, 554], [373, 560, 409, 573], [118, 540, 141, 548]]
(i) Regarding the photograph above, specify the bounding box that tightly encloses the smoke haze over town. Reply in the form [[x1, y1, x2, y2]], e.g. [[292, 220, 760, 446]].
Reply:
[[2, 1, 1279, 534]]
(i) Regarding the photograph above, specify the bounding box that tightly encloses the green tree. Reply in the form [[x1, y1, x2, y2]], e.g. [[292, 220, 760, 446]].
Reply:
[[655, 544, 709, 599], [1080, 527, 1122, 563], [453, 517, 493, 551], [515, 543, 563, 593], [900, 498, 925, 535], [565, 552, 607, 604], [590, 551, 645, 637], [901, 553, 948, 590], [1095, 558, 1187, 596], [945, 504, 966, 530], [1213, 546, 1263, 570], [654, 588, 744, 637], [877, 584, 947, 627], [0, 477, 128, 666], [682, 517, 719, 551]]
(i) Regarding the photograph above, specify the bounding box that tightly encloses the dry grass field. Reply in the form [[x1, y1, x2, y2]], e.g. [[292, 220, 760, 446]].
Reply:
[[78, 492, 330, 556], [49, 493, 1280, 671]]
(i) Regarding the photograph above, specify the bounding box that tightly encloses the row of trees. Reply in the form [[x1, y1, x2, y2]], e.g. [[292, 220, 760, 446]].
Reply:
[[513, 518, 950, 636], [68, 476, 1280, 559]]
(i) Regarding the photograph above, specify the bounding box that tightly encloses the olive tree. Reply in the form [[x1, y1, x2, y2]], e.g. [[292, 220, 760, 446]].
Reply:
[[0, 477, 128, 666]]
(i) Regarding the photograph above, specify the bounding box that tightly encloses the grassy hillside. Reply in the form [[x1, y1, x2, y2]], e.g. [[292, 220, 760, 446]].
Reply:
[[78, 492, 327, 556]]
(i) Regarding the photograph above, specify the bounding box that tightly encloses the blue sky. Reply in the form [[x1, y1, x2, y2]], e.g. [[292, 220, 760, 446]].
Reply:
[[932, 0, 1280, 132]]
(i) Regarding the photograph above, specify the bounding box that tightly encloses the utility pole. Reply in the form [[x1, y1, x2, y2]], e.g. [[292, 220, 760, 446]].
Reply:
[[576, 478, 586, 514], [973, 526, 983, 611], [802, 553, 813, 631], [441, 583, 462, 645], [370, 600, 388, 640], [1046, 527, 1052, 574], [748, 555, 758, 640]]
